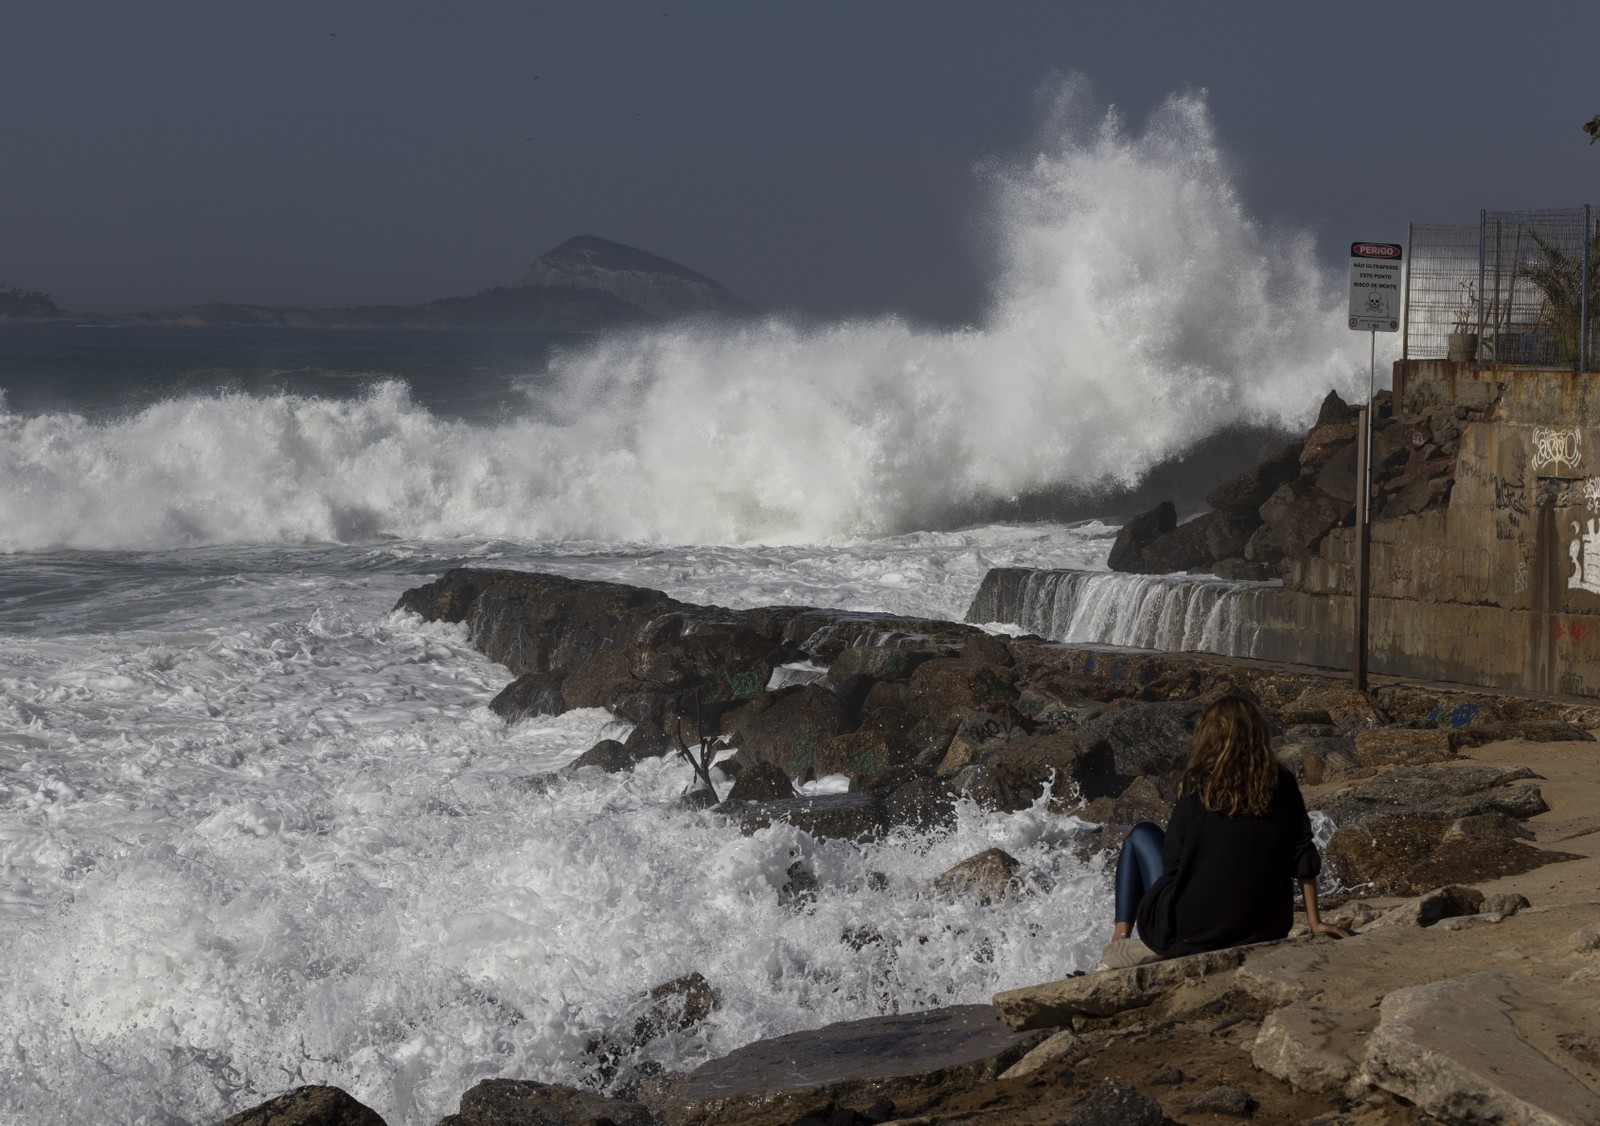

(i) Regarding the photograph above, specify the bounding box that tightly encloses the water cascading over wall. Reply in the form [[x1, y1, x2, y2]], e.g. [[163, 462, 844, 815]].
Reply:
[[965, 567, 1276, 657]]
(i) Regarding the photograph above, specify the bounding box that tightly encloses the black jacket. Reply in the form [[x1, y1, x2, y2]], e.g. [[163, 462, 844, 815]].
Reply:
[[1135, 766, 1320, 957]]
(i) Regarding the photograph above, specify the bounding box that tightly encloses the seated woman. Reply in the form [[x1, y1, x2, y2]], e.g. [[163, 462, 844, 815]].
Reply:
[[1102, 694, 1348, 970]]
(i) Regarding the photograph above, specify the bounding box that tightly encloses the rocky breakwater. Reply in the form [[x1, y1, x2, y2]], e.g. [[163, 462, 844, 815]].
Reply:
[[227, 568, 1600, 1124], [1105, 386, 1453, 581]]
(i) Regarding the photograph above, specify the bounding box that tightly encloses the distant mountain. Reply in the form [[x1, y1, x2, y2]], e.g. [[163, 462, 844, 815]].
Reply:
[[0, 236, 755, 330], [517, 235, 755, 319]]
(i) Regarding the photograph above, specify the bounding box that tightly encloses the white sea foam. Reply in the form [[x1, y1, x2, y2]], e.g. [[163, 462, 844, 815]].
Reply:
[[0, 84, 1370, 554]]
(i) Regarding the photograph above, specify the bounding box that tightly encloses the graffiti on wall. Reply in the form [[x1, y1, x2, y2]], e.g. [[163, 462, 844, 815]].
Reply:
[[1533, 427, 1584, 473], [1570, 518, 1600, 595], [1515, 559, 1529, 594]]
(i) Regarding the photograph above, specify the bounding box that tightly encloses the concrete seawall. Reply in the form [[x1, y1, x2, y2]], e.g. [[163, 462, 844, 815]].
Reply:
[[970, 361, 1600, 698]]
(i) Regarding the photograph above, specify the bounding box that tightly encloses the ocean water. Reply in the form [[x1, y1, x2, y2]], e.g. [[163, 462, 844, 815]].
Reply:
[[1, 86, 1367, 1125]]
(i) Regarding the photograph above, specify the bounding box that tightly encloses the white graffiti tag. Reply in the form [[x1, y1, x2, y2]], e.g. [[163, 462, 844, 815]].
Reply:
[[1533, 427, 1583, 472], [1570, 519, 1600, 595], [1515, 560, 1530, 594], [1584, 479, 1600, 512]]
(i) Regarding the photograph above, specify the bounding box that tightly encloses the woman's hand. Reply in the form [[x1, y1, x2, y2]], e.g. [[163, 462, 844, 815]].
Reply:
[[1308, 921, 1351, 939]]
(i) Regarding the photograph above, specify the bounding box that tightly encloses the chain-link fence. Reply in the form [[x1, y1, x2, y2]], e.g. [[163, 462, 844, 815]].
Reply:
[[1403, 206, 1597, 371]]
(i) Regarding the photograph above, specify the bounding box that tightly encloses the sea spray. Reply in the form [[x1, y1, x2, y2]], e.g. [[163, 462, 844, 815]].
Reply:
[[0, 83, 1370, 553]]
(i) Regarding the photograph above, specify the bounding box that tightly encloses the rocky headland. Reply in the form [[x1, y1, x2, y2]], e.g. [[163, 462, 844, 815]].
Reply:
[[225, 561, 1600, 1125]]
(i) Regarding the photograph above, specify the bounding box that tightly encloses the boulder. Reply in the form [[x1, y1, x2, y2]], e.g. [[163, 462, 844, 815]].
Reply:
[[1278, 686, 1385, 730], [953, 732, 1108, 812], [814, 730, 913, 785], [1126, 513, 1217, 575], [718, 792, 885, 842], [1357, 972, 1600, 1126], [1075, 699, 1202, 783], [1206, 440, 1303, 514], [1186, 1084, 1259, 1117], [1245, 482, 1350, 563], [1314, 388, 1359, 426], [724, 759, 795, 802], [993, 945, 1255, 1027], [1078, 775, 1175, 830], [1325, 814, 1578, 896], [906, 660, 1018, 724], [663, 1005, 1043, 1124], [824, 646, 934, 686], [1252, 1001, 1365, 1094], [881, 775, 958, 833], [221, 1086, 386, 1126], [395, 568, 698, 675], [1314, 763, 1549, 828], [1299, 419, 1359, 470], [936, 710, 1022, 775], [1058, 1080, 1167, 1126], [438, 1078, 653, 1126], [926, 848, 1025, 905], [488, 671, 568, 722], [564, 738, 639, 774], [1351, 727, 1454, 768], [732, 684, 853, 781], [1107, 501, 1177, 572], [561, 628, 779, 714]]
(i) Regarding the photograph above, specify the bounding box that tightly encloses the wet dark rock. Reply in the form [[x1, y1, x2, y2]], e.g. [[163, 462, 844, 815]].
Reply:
[[725, 759, 796, 802], [1206, 440, 1303, 514], [1076, 699, 1202, 782], [882, 775, 958, 833], [954, 731, 1107, 812], [1245, 481, 1351, 564], [936, 709, 1023, 775], [927, 847, 1024, 904], [1299, 419, 1359, 469], [780, 859, 819, 907], [221, 1086, 386, 1126], [1325, 811, 1579, 896], [1209, 556, 1277, 581], [395, 569, 688, 676], [489, 671, 569, 721], [1058, 1079, 1167, 1126], [1187, 1083, 1259, 1117], [1315, 764, 1549, 827], [1107, 501, 1177, 573], [717, 792, 885, 842], [437, 1078, 653, 1126], [733, 685, 853, 781], [814, 730, 911, 785], [1272, 735, 1357, 785], [1314, 388, 1358, 426], [1078, 775, 1174, 831], [823, 646, 933, 687], [1133, 511, 1225, 575], [958, 631, 1015, 667], [622, 721, 671, 760], [565, 739, 638, 774], [666, 1005, 1043, 1114], [906, 659, 1018, 726]]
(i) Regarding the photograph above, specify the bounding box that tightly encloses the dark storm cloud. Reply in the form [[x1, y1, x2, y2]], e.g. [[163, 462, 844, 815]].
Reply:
[[1, 0, 1594, 324]]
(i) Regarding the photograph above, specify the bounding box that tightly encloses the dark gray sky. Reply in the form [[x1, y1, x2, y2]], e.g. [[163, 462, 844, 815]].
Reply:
[[4, 0, 1596, 323]]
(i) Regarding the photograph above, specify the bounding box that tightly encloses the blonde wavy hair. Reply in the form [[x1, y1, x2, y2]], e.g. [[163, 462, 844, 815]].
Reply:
[[1179, 695, 1279, 816]]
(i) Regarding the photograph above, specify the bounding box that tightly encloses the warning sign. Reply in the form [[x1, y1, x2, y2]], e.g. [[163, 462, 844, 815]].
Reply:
[[1348, 241, 1402, 332]]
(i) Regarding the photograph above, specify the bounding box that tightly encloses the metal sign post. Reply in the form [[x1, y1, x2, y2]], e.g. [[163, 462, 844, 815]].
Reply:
[[1348, 242, 1403, 690]]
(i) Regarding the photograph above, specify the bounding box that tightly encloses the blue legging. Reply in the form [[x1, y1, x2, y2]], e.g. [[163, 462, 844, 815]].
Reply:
[[1114, 821, 1166, 924]]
